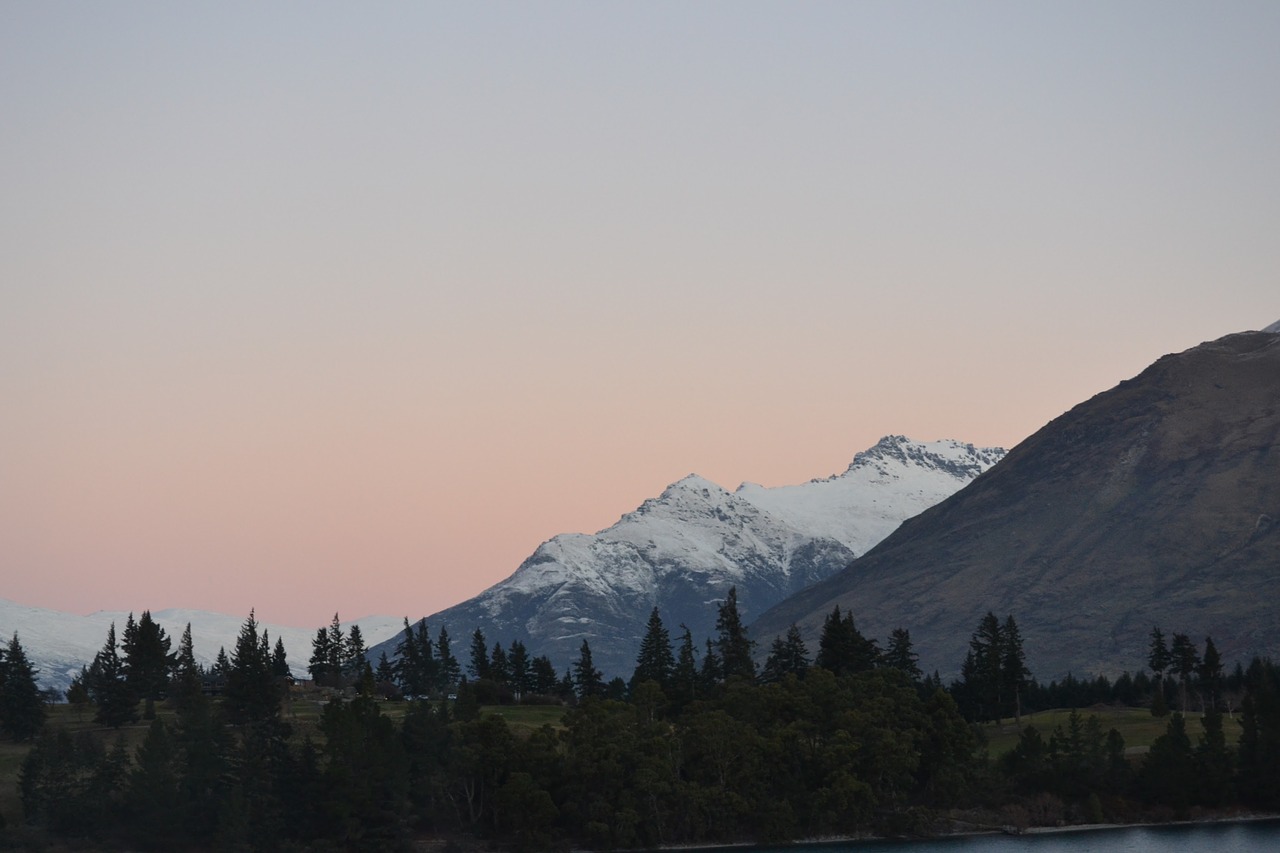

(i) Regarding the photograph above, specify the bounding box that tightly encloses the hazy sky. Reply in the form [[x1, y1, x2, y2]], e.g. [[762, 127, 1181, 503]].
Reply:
[[3, 2, 1277, 628]]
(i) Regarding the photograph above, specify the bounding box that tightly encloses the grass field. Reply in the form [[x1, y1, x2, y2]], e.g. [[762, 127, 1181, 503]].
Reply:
[[981, 706, 1245, 758]]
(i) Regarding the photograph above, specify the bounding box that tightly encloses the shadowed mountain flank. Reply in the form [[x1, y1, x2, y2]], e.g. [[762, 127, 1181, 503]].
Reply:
[[753, 329, 1280, 681]]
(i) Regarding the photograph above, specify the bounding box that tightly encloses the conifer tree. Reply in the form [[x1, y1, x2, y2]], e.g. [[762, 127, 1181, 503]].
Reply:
[[172, 623, 204, 710], [489, 642, 510, 684], [884, 628, 922, 681], [572, 640, 603, 699], [1238, 658, 1280, 808], [1198, 636, 1223, 710], [224, 610, 281, 724], [394, 618, 423, 695], [1148, 626, 1171, 682], [631, 607, 676, 691], [469, 628, 491, 680], [508, 640, 530, 698], [436, 626, 461, 692], [671, 626, 699, 708], [345, 624, 368, 679], [66, 670, 91, 720], [761, 625, 809, 683], [964, 612, 1004, 723], [86, 623, 138, 728], [815, 605, 880, 675], [127, 718, 182, 841], [376, 652, 397, 686], [122, 611, 172, 720], [327, 613, 346, 679], [272, 636, 290, 678], [557, 668, 576, 702], [699, 638, 721, 692], [530, 654, 558, 695], [309, 626, 335, 685], [1000, 615, 1030, 724], [0, 632, 46, 740], [1170, 632, 1199, 712], [1196, 705, 1234, 805], [714, 587, 755, 681], [422, 622, 442, 686], [213, 646, 230, 676]]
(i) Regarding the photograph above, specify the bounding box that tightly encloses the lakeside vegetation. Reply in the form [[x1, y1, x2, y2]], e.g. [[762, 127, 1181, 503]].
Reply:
[[3, 597, 1279, 850]]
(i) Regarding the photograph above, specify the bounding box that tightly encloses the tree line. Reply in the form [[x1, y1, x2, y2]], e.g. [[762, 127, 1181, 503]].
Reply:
[[10, 597, 1280, 848]]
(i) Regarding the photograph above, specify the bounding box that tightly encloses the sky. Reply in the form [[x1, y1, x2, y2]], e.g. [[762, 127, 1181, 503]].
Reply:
[[2, 2, 1278, 629]]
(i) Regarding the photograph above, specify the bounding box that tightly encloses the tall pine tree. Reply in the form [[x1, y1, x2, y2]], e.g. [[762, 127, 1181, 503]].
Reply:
[[122, 610, 173, 720], [572, 640, 603, 700], [1000, 615, 1030, 724], [631, 607, 676, 691], [714, 587, 756, 682], [86, 623, 138, 728], [224, 610, 281, 724], [761, 624, 809, 683], [0, 632, 46, 740]]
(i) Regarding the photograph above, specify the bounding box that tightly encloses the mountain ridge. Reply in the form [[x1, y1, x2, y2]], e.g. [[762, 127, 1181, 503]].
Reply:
[[371, 436, 1005, 677], [752, 330, 1280, 681]]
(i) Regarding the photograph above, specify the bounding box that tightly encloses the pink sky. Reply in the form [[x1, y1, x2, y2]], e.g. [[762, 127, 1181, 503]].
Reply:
[[3, 3, 1278, 629]]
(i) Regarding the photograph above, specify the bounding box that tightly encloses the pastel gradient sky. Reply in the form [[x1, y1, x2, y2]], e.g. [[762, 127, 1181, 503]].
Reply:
[[3, 2, 1277, 628]]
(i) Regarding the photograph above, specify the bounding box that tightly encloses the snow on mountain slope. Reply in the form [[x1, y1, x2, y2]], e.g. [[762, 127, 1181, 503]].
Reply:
[[0, 599, 402, 696], [371, 437, 1005, 678], [735, 436, 1005, 555]]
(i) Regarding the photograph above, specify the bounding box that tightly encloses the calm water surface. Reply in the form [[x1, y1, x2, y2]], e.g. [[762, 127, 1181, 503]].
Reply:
[[751, 820, 1280, 853]]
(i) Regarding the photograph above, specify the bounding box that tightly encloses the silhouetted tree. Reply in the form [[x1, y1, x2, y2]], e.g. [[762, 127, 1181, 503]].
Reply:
[[631, 607, 675, 691], [572, 640, 603, 700], [86, 623, 138, 728], [436, 626, 461, 692], [171, 623, 204, 711], [1000, 615, 1030, 724], [224, 610, 281, 724], [816, 605, 879, 676], [1170, 632, 1199, 712], [883, 628, 922, 681], [122, 611, 172, 720], [271, 636, 290, 678], [469, 628, 491, 681], [0, 632, 46, 740], [761, 624, 809, 683], [715, 587, 755, 681]]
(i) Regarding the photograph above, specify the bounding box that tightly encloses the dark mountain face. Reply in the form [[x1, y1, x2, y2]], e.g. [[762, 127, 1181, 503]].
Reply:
[[753, 330, 1280, 681]]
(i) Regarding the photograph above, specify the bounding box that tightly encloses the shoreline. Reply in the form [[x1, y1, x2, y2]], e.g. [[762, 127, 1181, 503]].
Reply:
[[619, 811, 1280, 853]]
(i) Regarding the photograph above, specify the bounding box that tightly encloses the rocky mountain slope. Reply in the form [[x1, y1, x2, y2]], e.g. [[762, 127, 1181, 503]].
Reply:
[[0, 599, 402, 696], [753, 327, 1280, 681], [372, 437, 1004, 678]]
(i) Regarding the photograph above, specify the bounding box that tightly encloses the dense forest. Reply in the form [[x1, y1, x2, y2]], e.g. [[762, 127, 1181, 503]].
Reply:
[[4, 596, 1280, 851]]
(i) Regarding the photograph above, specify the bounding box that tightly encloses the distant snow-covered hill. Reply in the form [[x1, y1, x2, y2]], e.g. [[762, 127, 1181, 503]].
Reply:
[[0, 600, 402, 697], [369, 436, 1006, 678]]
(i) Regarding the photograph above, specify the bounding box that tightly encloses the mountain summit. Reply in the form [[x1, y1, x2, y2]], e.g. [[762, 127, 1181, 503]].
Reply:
[[373, 437, 1004, 677], [753, 330, 1280, 681]]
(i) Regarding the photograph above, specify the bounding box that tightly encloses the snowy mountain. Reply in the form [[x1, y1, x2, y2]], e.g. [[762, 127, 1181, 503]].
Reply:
[[369, 436, 1005, 678], [0, 600, 403, 697]]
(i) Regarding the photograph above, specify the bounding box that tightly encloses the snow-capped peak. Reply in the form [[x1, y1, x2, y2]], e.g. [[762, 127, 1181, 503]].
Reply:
[[735, 436, 1005, 554], [845, 435, 1005, 480], [1262, 319, 1280, 334]]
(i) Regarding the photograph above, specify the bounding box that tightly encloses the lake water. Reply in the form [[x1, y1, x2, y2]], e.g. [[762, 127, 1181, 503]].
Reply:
[[751, 820, 1280, 853]]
